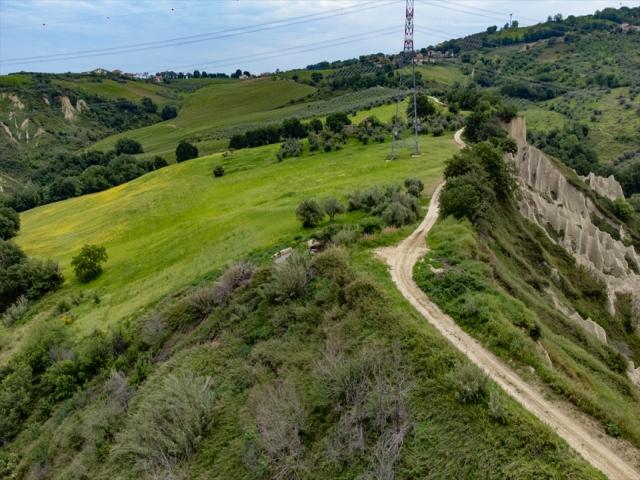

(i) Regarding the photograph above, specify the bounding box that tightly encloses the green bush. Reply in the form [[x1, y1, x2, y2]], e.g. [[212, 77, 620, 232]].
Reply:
[[440, 174, 495, 222], [323, 197, 345, 221], [1, 296, 28, 327], [213, 164, 225, 177], [71, 244, 108, 283]]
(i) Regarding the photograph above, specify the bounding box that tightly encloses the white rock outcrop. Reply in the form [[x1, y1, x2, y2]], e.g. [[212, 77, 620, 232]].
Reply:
[[581, 172, 624, 201]]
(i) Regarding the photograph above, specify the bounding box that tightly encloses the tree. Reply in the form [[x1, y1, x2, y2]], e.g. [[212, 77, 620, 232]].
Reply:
[[323, 198, 345, 221], [71, 244, 108, 283], [79, 165, 111, 194], [308, 118, 323, 133], [629, 194, 640, 213], [231, 69, 242, 79], [326, 112, 351, 133], [46, 176, 80, 202], [160, 105, 178, 120], [0, 207, 20, 240], [175, 141, 199, 162], [213, 165, 225, 177], [486, 25, 497, 34], [408, 93, 436, 120], [141, 97, 157, 113], [296, 199, 324, 228], [115, 138, 143, 155], [440, 174, 495, 222], [311, 72, 324, 84], [282, 118, 306, 138], [511, 20, 519, 28], [151, 156, 168, 170]]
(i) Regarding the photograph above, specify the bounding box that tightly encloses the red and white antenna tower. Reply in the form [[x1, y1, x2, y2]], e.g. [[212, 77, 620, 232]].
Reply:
[[404, 0, 415, 53]]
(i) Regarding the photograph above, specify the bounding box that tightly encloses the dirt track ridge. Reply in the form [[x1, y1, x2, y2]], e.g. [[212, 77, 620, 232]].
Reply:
[[377, 128, 640, 480]]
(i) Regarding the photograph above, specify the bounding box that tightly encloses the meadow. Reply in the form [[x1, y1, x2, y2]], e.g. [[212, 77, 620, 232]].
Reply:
[[13, 134, 458, 339]]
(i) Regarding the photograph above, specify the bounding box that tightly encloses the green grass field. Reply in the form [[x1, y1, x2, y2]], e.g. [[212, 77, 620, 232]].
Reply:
[[54, 78, 176, 105], [400, 63, 467, 87], [14, 134, 457, 339], [90, 78, 316, 157]]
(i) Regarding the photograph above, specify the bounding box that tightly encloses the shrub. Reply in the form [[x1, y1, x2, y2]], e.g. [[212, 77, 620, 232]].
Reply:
[[487, 390, 507, 424], [277, 138, 303, 161], [296, 199, 324, 228], [612, 199, 634, 221], [382, 200, 417, 227], [267, 252, 311, 302], [359, 216, 384, 234], [0, 240, 25, 268], [404, 178, 424, 197], [446, 362, 488, 404], [308, 118, 323, 133], [0, 207, 20, 240], [151, 155, 168, 170], [213, 165, 225, 177], [114, 372, 216, 473], [141, 96, 157, 113], [323, 197, 345, 221], [71, 244, 108, 283], [175, 141, 198, 162], [331, 226, 359, 245], [1, 296, 28, 327], [160, 105, 178, 120], [114, 138, 143, 155], [212, 261, 255, 305]]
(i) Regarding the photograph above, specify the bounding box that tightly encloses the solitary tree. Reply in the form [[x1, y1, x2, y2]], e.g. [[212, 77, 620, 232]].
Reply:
[[296, 199, 324, 228], [115, 138, 143, 155], [160, 105, 178, 120], [176, 141, 199, 162], [213, 165, 225, 177], [323, 198, 345, 221], [71, 244, 108, 283]]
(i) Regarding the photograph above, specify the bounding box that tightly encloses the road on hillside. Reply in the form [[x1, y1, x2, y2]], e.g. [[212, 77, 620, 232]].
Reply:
[[377, 128, 640, 480]]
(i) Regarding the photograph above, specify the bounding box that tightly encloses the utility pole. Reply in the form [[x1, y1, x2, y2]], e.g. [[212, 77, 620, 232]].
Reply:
[[509, 13, 513, 28], [391, 0, 420, 158]]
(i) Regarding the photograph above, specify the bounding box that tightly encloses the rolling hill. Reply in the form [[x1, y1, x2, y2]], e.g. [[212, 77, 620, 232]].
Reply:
[[1, 4, 640, 479]]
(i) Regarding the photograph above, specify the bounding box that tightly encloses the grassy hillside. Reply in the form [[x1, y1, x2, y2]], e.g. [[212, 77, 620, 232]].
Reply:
[[53, 77, 177, 105], [13, 135, 457, 340], [90, 79, 315, 156]]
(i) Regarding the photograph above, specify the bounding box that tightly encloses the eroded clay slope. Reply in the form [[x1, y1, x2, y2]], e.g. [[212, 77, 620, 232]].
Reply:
[[506, 117, 640, 317]]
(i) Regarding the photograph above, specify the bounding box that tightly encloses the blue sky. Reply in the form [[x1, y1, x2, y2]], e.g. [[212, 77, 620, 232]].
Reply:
[[0, 0, 636, 75]]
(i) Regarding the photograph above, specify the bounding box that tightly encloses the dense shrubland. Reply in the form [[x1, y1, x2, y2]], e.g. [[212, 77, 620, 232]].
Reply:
[[0, 240, 602, 478]]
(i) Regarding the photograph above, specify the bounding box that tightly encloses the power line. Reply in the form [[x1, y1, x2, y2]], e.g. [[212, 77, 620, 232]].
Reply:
[[0, 0, 397, 67]]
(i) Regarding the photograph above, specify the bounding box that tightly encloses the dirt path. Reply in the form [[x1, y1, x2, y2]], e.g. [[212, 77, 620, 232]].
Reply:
[[377, 128, 640, 480]]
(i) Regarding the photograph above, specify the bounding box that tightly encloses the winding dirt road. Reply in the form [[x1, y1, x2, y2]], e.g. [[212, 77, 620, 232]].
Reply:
[[377, 129, 640, 480]]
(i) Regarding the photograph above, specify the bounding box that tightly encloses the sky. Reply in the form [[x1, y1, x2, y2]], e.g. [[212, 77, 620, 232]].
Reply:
[[0, 0, 637, 75]]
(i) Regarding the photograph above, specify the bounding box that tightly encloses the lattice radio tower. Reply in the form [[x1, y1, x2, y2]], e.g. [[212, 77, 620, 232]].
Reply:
[[391, 0, 420, 158]]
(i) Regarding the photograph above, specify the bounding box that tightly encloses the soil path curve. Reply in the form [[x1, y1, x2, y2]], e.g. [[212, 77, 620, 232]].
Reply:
[[377, 128, 640, 480]]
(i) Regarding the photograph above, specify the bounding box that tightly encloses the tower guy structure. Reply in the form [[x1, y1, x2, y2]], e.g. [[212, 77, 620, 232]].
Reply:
[[392, 0, 420, 158]]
